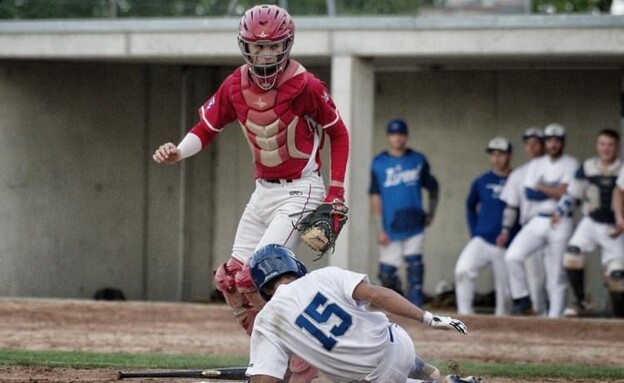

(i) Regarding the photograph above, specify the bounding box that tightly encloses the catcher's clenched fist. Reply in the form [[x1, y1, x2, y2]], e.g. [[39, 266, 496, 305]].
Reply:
[[297, 200, 348, 257], [153, 142, 182, 164]]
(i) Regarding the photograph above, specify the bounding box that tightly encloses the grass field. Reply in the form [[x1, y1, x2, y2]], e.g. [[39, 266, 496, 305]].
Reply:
[[1, 348, 623, 381], [1, 299, 623, 383]]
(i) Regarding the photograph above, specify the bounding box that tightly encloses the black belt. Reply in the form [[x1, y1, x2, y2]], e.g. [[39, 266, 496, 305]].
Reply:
[[538, 212, 572, 218], [265, 179, 293, 184], [263, 171, 321, 184]]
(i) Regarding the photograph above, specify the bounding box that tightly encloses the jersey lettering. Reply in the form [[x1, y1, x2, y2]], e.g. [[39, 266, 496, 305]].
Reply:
[[295, 292, 353, 351], [383, 164, 422, 188], [486, 183, 504, 198]]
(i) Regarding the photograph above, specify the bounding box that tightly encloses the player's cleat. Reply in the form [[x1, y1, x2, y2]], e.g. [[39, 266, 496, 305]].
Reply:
[[444, 374, 485, 383], [511, 296, 535, 316], [563, 300, 590, 317], [409, 356, 441, 380]]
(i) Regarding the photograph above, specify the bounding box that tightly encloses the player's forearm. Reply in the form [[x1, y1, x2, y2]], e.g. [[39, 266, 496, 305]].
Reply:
[[501, 205, 518, 232], [366, 285, 426, 322], [613, 188, 624, 222], [176, 133, 203, 160], [370, 195, 384, 232], [325, 122, 350, 201], [188, 120, 219, 152], [535, 183, 567, 200], [428, 187, 439, 218]]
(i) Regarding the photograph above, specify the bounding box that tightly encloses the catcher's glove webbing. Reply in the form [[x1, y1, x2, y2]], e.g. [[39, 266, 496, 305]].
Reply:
[[296, 201, 348, 259]]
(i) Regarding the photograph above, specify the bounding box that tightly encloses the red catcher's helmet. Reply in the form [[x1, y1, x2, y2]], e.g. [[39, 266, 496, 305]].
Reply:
[[238, 4, 295, 90]]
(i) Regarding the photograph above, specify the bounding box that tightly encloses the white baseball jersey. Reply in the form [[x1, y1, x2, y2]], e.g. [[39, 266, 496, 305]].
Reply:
[[499, 161, 548, 315], [507, 153, 578, 318], [523, 154, 579, 216], [500, 163, 540, 225], [247, 267, 414, 382]]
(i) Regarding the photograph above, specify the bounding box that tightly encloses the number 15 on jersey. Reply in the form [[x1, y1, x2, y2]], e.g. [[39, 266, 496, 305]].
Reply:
[[295, 292, 353, 351]]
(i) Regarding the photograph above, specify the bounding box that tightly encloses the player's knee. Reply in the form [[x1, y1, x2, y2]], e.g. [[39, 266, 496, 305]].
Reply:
[[235, 261, 266, 308], [563, 246, 585, 270], [505, 247, 525, 264], [214, 258, 246, 309], [606, 260, 624, 293]]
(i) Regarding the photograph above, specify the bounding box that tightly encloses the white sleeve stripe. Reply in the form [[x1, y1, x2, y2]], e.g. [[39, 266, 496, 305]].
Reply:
[[321, 114, 341, 130], [200, 105, 223, 132]]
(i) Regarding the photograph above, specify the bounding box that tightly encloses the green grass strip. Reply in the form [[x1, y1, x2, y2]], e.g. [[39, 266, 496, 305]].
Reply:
[[0, 349, 622, 380], [0, 348, 247, 369], [434, 360, 624, 380]]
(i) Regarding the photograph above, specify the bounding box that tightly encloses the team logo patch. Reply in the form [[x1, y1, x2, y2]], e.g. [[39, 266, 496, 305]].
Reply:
[[206, 97, 215, 110], [322, 90, 330, 103], [253, 97, 267, 109]]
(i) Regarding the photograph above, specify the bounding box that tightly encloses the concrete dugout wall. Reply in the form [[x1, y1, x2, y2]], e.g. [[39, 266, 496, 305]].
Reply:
[[1, 58, 620, 306]]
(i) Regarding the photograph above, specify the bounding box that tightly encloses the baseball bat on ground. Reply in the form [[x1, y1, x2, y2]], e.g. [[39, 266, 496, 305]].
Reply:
[[117, 367, 247, 380]]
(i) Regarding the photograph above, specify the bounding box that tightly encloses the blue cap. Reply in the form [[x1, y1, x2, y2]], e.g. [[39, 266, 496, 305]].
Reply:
[[386, 119, 408, 135]]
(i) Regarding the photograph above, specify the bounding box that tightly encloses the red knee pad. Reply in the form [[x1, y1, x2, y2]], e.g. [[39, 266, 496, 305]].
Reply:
[[214, 258, 245, 309], [214, 258, 264, 335], [236, 261, 266, 308]]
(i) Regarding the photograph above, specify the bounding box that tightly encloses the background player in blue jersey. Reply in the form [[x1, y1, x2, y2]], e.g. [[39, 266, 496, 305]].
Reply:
[[369, 119, 439, 306], [454, 137, 514, 316]]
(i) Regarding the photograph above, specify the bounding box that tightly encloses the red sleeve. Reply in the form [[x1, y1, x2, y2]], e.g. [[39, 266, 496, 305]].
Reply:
[[189, 120, 219, 148], [195, 74, 238, 147], [305, 76, 350, 202]]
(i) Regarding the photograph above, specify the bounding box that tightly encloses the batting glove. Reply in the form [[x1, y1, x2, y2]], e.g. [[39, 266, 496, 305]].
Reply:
[[423, 311, 468, 334]]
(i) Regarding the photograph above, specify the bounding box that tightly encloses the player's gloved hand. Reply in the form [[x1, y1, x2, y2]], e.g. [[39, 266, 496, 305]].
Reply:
[[324, 185, 345, 203], [422, 311, 468, 334]]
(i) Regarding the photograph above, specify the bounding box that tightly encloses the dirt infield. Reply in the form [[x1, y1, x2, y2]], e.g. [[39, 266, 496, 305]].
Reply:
[[0, 299, 622, 382]]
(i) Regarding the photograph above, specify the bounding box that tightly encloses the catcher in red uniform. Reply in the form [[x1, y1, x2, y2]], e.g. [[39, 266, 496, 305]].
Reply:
[[153, 5, 350, 382]]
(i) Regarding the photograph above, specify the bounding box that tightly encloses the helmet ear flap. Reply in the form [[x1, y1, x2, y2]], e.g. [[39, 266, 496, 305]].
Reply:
[[295, 259, 308, 277]]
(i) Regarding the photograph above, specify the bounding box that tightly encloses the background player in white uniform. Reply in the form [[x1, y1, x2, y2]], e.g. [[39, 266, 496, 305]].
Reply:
[[497, 128, 548, 315], [553, 129, 624, 318], [246, 244, 478, 383], [454, 137, 514, 316], [505, 123, 578, 318]]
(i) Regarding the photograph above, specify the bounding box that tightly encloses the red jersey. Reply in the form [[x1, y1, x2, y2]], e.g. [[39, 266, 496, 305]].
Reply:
[[189, 60, 349, 196]]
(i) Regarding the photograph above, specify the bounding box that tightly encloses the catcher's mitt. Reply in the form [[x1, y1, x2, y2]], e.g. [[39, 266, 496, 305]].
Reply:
[[296, 201, 348, 258]]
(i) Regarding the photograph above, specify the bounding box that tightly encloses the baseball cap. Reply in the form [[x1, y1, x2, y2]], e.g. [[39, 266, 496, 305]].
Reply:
[[486, 136, 512, 153], [544, 123, 565, 138], [522, 127, 544, 141], [386, 119, 408, 135]]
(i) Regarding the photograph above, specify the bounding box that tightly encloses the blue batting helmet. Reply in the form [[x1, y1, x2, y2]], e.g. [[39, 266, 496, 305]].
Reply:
[[249, 244, 308, 301], [386, 119, 408, 135]]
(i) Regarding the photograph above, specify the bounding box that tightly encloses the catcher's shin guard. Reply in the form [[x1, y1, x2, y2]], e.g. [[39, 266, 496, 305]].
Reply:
[[606, 261, 624, 317], [564, 246, 586, 306], [378, 264, 403, 295], [287, 355, 319, 383], [214, 258, 264, 335], [406, 255, 424, 306]]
